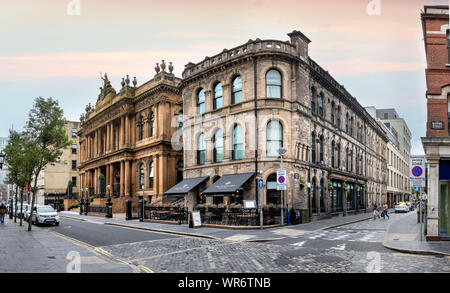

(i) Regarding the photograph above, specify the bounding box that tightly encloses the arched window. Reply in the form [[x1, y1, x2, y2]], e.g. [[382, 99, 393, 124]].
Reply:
[[139, 118, 145, 140], [337, 106, 341, 129], [177, 112, 183, 131], [311, 87, 316, 113], [177, 161, 183, 183], [311, 177, 317, 213], [331, 141, 335, 168], [197, 133, 206, 165], [213, 83, 223, 110], [318, 93, 324, 117], [149, 113, 155, 137], [319, 135, 324, 163], [331, 102, 335, 125], [139, 163, 145, 189], [197, 89, 205, 114], [213, 129, 223, 163], [148, 161, 154, 189], [266, 173, 281, 204], [337, 144, 341, 168], [232, 124, 243, 160], [345, 113, 349, 133], [311, 133, 316, 163], [266, 120, 283, 157], [350, 116, 354, 136], [231, 76, 242, 104], [320, 178, 325, 212], [266, 69, 282, 98]]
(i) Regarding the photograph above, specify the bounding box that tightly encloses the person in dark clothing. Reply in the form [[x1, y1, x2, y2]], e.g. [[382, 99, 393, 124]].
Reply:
[[0, 203, 7, 224]]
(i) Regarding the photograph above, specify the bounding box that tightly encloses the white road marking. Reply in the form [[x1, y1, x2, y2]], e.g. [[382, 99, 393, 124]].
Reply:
[[291, 241, 306, 247], [330, 244, 346, 250]]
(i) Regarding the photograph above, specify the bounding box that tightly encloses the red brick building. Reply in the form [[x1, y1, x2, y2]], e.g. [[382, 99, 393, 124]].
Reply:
[[421, 5, 450, 241]]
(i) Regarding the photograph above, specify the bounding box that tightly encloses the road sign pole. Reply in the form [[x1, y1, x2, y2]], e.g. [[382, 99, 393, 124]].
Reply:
[[259, 182, 263, 230], [281, 155, 284, 226], [419, 188, 423, 242]]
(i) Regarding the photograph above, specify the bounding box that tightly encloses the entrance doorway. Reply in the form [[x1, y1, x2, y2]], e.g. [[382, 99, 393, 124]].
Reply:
[[439, 181, 450, 239]]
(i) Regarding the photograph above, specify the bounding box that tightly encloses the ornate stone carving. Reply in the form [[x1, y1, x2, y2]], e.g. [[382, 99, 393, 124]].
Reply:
[[98, 73, 116, 102]]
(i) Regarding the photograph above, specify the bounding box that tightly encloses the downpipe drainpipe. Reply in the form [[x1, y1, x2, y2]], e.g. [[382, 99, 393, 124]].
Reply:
[[254, 57, 259, 204]]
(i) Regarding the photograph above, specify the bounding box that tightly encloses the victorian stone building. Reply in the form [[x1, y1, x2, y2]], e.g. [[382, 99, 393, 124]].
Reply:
[[77, 62, 183, 212], [175, 30, 388, 219]]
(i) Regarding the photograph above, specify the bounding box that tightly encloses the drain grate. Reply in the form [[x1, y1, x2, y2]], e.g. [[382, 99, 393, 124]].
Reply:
[[47, 256, 56, 259]]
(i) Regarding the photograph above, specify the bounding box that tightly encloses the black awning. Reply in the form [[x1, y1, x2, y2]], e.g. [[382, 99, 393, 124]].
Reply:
[[163, 176, 209, 198], [202, 172, 255, 196]]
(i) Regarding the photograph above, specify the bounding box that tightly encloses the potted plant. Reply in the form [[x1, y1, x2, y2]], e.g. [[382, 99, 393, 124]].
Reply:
[[343, 183, 349, 193], [299, 178, 306, 189], [328, 182, 333, 191], [67, 180, 73, 197], [98, 173, 106, 195]]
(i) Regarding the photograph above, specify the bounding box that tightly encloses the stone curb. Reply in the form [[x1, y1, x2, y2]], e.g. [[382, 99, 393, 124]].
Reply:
[[382, 220, 450, 257], [382, 241, 450, 257]]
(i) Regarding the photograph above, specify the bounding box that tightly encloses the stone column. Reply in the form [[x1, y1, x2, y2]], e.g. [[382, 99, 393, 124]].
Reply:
[[120, 116, 125, 148], [125, 160, 130, 197], [426, 158, 439, 240], [131, 115, 136, 145], [120, 161, 125, 196], [94, 168, 98, 195], [106, 124, 110, 152], [126, 115, 130, 145], [109, 164, 114, 196]]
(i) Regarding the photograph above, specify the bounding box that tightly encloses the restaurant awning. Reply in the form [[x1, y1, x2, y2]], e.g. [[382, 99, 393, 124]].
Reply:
[[202, 172, 255, 196], [163, 176, 209, 198]]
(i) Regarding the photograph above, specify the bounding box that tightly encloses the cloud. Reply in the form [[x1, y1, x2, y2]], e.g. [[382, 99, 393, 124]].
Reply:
[[0, 50, 200, 80], [156, 31, 245, 39], [321, 59, 424, 76]]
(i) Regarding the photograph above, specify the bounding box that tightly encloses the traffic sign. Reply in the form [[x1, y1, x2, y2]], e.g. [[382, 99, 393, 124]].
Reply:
[[277, 168, 287, 191], [410, 156, 426, 188], [258, 179, 264, 189]]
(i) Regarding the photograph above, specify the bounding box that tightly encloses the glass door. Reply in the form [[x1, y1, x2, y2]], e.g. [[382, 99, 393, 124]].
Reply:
[[439, 181, 450, 239]]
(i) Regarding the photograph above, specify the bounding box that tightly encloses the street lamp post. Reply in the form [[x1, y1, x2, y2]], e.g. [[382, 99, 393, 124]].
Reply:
[[106, 185, 112, 218], [84, 187, 89, 216], [278, 147, 287, 226]]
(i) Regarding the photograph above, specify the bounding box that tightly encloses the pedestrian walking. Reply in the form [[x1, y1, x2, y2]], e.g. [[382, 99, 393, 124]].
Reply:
[[373, 205, 380, 220], [0, 203, 7, 224], [381, 203, 390, 219]]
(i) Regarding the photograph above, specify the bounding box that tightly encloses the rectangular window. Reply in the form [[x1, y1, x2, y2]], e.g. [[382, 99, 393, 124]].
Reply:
[[72, 128, 77, 138], [72, 160, 77, 171], [72, 176, 77, 187], [72, 144, 77, 154], [447, 29, 450, 65]]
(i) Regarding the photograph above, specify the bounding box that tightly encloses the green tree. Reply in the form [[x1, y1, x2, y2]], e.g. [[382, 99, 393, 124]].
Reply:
[[4, 131, 37, 226], [25, 97, 71, 231]]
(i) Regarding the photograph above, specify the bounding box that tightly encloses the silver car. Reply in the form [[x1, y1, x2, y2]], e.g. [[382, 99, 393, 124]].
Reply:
[[31, 205, 60, 226]]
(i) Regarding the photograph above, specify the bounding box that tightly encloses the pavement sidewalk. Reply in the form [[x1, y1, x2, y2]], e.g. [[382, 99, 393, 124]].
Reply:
[[382, 211, 450, 256], [60, 209, 377, 242], [0, 217, 135, 273]]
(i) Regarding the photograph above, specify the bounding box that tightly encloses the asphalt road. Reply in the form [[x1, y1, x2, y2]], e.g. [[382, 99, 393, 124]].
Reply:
[[46, 217, 180, 247]]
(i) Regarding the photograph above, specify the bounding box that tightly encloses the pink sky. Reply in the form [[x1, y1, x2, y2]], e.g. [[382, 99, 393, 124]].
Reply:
[[0, 0, 445, 80], [0, 0, 448, 155]]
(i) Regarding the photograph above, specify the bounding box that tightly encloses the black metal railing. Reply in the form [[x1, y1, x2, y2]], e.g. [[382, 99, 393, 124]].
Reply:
[[88, 205, 107, 214], [197, 208, 284, 226], [144, 206, 188, 224]]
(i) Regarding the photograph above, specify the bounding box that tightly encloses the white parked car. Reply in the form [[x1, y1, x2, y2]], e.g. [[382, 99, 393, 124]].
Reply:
[[31, 205, 60, 226], [395, 203, 410, 213]]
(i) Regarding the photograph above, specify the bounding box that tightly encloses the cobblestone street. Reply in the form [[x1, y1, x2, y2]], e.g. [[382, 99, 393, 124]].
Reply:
[[95, 212, 450, 273]]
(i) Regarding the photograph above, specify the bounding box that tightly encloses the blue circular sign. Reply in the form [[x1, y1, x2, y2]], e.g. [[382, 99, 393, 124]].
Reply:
[[412, 166, 423, 177], [278, 176, 285, 184]]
